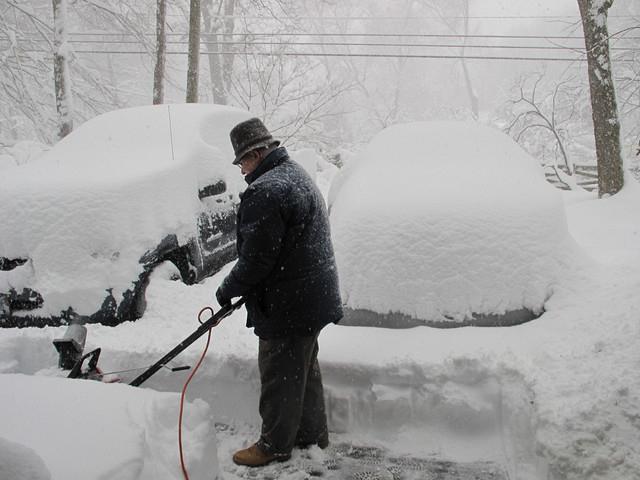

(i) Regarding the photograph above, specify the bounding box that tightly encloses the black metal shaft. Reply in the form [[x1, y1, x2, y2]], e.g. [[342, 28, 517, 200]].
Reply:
[[129, 298, 244, 387]]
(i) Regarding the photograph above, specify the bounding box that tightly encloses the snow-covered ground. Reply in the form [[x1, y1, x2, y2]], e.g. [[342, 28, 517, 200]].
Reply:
[[1, 151, 639, 478], [0, 374, 218, 480]]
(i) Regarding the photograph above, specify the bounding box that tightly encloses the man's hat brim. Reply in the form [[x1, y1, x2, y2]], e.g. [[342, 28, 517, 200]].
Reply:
[[232, 139, 281, 165]]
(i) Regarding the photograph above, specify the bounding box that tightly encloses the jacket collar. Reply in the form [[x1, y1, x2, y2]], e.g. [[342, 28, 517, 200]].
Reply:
[[245, 146, 289, 185]]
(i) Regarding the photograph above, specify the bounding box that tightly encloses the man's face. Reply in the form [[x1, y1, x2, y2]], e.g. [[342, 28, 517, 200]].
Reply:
[[237, 150, 261, 176]]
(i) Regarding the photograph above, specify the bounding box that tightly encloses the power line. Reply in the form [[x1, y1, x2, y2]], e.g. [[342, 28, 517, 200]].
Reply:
[[4, 37, 640, 53], [3, 3, 633, 21], [0, 31, 592, 40], [8, 31, 640, 41], [214, 32, 640, 41], [16, 48, 592, 62], [164, 14, 635, 20]]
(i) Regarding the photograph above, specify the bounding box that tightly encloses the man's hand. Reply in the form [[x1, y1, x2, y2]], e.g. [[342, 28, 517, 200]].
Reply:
[[216, 287, 231, 308]]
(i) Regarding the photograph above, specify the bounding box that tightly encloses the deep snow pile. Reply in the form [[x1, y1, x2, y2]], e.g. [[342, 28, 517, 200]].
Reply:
[[0, 140, 49, 169], [0, 153, 16, 170], [0, 139, 639, 479], [563, 176, 640, 266], [1, 176, 638, 479], [0, 436, 51, 480], [329, 121, 584, 325], [0, 104, 250, 316], [289, 148, 339, 202], [0, 373, 219, 480]]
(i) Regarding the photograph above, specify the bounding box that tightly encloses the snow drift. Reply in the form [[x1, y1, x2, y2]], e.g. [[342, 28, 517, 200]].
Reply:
[[1, 178, 639, 480], [329, 121, 582, 326], [0, 374, 219, 480]]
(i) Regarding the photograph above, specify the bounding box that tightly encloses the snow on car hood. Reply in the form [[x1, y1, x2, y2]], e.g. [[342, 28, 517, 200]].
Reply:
[[0, 104, 250, 315], [329, 121, 585, 324]]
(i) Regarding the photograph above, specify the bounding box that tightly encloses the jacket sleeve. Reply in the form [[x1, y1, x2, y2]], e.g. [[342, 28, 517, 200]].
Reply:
[[219, 186, 286, 299]]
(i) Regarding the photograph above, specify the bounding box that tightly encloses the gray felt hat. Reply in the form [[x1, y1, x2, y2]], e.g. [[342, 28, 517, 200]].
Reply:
[[229, 117, 280, 164]]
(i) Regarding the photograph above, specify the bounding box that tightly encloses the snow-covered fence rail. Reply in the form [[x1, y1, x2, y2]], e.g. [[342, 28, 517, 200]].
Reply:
[[544, 164, 598, 191]]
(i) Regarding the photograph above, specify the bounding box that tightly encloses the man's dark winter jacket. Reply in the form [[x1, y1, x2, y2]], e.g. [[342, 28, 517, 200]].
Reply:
[[218, 147, 343, 338]]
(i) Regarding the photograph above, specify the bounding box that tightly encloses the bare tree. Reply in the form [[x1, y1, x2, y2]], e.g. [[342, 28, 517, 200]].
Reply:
[[460, 0, 479, 120], [506, 75, 576, 168], [52, 0, 73, 138], [152, 0, 166, 104], [1, 0, 158, 142], [577, 0, 624, 196], [197, 0, 355, 151], [609, 8, 640, 165], [202, 0, 236, 104], [504, 74, 589, 189], [186, 0, 201, 103], [220, 0, 236, 98], [615, 49, 640, 150], [425, 0, 479, 120], [0, 2, 55, 142]]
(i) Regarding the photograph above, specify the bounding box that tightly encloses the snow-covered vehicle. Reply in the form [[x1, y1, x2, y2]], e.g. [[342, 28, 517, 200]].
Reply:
[[329, 121, 582, 328], [0, 104, 251, 327]]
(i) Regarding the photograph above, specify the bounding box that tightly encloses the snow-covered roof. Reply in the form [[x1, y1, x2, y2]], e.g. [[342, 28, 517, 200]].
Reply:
[[329, 121, 583, 325]]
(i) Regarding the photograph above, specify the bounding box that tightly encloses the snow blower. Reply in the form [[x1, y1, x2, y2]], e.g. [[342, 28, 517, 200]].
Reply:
[[52, 297, 245, 386], [53, 297, 246, 480]]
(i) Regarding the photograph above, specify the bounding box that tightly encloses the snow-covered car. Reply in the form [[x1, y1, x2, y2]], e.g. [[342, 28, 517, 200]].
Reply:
[[329, 121, 582, 328], [0, 104, 251, 327]]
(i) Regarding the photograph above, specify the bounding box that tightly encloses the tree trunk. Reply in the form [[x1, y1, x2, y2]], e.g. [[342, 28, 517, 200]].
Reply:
[[52, 0, 73, 139], [153, 0, 167, 104], [202, 0, 227, 104], [221, 0, 236, 93], [186, 0, 201, 103], [107, 53, 120, 105], [577, 0, 624, 196], [461, 0, 479, 120]]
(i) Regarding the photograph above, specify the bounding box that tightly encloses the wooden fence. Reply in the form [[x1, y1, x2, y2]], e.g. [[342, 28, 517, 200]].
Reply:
[[544, 164, 598, 191]]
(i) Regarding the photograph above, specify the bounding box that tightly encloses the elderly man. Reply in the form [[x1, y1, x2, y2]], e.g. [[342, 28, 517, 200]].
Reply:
[[215, 117, 343, 467]]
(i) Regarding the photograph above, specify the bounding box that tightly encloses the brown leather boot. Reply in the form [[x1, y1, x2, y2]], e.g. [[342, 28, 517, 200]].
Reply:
[[232, 443, 291, 467]]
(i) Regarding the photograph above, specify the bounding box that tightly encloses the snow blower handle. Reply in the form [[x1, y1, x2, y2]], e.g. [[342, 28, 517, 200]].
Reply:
[[129, 297, 245, 387]]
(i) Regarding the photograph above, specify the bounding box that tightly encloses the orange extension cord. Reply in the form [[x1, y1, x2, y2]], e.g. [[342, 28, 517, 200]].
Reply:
[[178, 306, 216, 480]]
